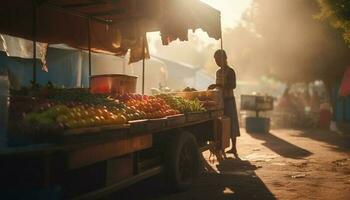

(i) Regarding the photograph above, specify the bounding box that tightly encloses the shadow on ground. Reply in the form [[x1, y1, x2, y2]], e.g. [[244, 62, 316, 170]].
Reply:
[[294, 129, 350, 152], [110, 158, 276, 200], [246, 131, 312, 159]]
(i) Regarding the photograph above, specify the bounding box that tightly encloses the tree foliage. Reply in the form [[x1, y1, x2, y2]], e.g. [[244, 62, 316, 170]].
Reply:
[[240, 0, 350, 86], [316, 0, 350, 45]]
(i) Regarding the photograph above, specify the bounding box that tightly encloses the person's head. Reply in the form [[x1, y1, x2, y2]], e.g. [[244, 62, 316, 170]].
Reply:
[[214, 49, 227, 67]]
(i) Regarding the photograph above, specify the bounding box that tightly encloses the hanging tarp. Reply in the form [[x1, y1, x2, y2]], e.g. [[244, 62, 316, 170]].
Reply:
[[0, 0, 127, 55], [159, 0, 221, 45], [0, 34, 48, 71], [0, 0, 221, 63]]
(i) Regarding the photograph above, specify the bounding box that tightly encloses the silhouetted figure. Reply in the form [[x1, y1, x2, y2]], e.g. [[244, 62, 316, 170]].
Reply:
[[209, 49, 240, 158]]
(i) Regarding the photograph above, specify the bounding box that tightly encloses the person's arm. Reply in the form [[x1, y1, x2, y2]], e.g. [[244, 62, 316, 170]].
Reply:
[[208, 84, 222, 90], [208, 70, 223, 90], [224, 68, 236, 90]]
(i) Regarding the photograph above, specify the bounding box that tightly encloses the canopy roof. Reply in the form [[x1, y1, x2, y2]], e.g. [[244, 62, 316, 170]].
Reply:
[[0, 0, 221, 63]]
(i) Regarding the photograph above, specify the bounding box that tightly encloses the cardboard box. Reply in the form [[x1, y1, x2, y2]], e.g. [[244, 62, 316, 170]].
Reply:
[[215, 117, 231, 150]]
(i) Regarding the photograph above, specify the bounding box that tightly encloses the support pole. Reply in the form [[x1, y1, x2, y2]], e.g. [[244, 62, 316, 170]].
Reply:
[[142, 34, 146, 95], [220, 16, 223, 50], [220, 34, 223, 50], [88, 17, 92, 87], [32, 1, 37, 84]]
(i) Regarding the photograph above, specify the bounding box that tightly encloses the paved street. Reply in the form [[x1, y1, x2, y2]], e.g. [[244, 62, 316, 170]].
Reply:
[[112, 129, 350, 200]]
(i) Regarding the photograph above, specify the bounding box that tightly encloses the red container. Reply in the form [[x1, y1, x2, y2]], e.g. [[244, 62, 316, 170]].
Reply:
[[90, 74, 137, 95]]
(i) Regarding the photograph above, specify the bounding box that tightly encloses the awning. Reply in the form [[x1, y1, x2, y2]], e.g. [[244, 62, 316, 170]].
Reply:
[[339, 66, 350, 97], [0, 0, 221, 63]]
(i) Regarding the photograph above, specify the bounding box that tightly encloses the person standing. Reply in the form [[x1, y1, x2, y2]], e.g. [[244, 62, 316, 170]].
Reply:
[[209, 49, 240, 158]]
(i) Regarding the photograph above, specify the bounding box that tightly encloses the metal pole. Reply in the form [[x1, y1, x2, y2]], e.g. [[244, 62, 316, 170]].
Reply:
[[32, 0, 37, 84], [142, 35, 146, 95], [88, 17, 92, 87], [220, 34, 223, 50], [220, 15, 223, 50]]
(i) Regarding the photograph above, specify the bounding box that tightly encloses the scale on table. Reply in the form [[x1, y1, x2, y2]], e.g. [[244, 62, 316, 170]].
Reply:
[[241, 95, 274, 133]]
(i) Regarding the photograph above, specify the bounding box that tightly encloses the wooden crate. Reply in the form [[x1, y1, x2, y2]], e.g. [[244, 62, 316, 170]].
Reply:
[[106, 155, 133, 186], [214, 117, 231, 150], [147, 118, 166, 131], [128, 119, 148, 134], [186, 111, 210, 122], [67, 132, 152, 170], [166, 114, 186, 127]]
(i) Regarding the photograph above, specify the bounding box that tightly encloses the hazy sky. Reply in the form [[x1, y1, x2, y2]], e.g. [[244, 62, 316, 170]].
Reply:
[[200, 0, 253, 29]]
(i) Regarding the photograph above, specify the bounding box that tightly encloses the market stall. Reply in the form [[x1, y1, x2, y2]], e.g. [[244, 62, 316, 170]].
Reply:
[[0, 0, 227, 199]]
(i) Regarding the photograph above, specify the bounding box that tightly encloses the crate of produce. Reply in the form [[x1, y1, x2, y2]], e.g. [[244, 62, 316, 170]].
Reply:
[[170, 90, 224, 111], [186, 111, 210, 122], [147, 118, 167, 131], [166, 114, 186, 127]]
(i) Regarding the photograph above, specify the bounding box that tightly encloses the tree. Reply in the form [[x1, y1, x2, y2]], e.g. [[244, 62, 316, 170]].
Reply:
[[242, 0, 350, 88], [316, 0, 350, 45]]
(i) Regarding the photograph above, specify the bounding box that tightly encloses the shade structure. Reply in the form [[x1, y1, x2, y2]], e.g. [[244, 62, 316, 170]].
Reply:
[[0, 0, 221, 63], [339, 66, 350, 97]]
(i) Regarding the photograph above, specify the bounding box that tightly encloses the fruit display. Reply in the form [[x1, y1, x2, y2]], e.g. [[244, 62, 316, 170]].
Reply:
[[48, 89, 120, 107], [196, 95, 217, 110], [16, 87, 217, 134], [23, 103, 128, 130], [156, 94, 206, 113], [118, 94, 180, 119]]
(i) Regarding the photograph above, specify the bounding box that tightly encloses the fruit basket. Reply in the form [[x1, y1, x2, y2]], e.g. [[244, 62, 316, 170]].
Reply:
[[166, 114, 186, 127]]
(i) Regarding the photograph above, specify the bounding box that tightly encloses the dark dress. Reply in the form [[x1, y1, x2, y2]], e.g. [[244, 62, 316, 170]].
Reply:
[[216, 66, 240, 137]]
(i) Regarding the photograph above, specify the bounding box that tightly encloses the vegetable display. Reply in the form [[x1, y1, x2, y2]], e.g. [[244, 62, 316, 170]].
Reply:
[[156, 94, 206, 113], [17, 89, 214, 132]]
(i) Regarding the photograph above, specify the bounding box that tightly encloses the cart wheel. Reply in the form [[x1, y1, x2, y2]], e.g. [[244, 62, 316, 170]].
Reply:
[[164, 131, 200, 192]]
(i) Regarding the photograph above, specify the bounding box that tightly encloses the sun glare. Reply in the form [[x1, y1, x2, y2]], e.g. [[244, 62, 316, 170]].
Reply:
[[200, 0, 253, 29]]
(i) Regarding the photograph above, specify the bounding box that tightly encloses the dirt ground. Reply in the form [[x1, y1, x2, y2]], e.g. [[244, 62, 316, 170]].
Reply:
[[111, 129, 350, 200]]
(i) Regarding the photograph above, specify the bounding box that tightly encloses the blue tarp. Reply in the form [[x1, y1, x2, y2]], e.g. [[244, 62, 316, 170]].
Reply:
[[0, 48, 89, 88], [332, 82, 350, 122]]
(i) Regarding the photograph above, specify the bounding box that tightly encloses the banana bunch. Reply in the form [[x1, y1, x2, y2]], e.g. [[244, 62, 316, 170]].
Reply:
[[156, 94, 206, 113]]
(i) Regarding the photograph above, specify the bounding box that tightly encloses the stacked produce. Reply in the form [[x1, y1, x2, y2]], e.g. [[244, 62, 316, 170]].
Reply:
[[156, 94, 206, 113], [116, 94, 180, 119], [174, 90, 220, 111], [23, 103, 128, 130], [19, 88, 211, 132], [196, 95, 217, 110], [20, 89, 126, 130]]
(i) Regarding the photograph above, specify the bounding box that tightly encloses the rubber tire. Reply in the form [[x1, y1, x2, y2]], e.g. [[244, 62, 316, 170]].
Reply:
[[164, 131, 200, 192]]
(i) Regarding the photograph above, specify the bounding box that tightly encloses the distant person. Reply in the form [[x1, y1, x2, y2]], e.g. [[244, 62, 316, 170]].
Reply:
[[208, 49, 240, 158], [310, 92, 321, 113], [278, 89, 292, 110]]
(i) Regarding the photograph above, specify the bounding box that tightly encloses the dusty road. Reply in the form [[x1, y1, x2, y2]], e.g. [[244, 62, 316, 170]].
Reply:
[[111, 129, 350, 200]]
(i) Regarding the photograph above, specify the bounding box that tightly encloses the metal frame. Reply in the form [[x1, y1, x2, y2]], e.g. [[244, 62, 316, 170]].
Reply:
[[142, 34, 146, 94], [32, 0, 37, 84], [87, 17, 92, 87], [30, 0, 223, 95]]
